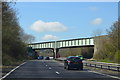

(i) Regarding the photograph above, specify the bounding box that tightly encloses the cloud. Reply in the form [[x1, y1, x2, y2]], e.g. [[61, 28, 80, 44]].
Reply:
[[91, 18, 102, 25], [41, 34, 59, 40], [89, 7, 98, 11], [30, 20, 67, 32]]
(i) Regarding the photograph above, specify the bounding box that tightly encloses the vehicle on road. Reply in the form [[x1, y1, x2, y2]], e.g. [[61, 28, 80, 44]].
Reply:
[[38, 56, 44, 60], [76, 55, 84, 60], [64, 56, 83, 70], [49, 56, 53, 59], [45, 57, 50, 60]]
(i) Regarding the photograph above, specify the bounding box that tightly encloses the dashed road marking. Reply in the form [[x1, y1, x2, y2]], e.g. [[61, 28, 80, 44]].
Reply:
[[88, 71, 120, 80], [55, 71, 60, 75], [49, 67, 52, 69], [0, 62, 26, 80]]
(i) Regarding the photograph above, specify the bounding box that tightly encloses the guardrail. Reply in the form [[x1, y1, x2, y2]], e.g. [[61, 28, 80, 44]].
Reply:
[[83, 61, 120, 72], [55, 58, 120, 72]]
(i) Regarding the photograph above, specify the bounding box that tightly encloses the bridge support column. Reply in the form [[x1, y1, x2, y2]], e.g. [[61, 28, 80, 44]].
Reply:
[[53, 48, 60, 59]]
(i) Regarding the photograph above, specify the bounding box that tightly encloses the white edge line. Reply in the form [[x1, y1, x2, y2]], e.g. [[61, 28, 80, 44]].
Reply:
[[88, 71, 120, 80], [0, 62, 26, 80]]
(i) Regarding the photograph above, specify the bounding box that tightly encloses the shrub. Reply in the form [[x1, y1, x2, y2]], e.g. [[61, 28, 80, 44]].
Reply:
[[114, 50, 120, 63]]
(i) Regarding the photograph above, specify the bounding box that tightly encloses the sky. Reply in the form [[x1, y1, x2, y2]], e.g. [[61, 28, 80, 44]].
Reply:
[[15, 2, 118, 43]]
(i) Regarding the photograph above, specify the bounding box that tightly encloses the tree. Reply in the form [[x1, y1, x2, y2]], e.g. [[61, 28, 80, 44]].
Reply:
[[2, 2, 35, 65], [107, 21, 120, 62], [93, 21, 120, 63], [107, 21, 120, 50], [21, 33, 35, 44], [92, 28, 103, 37]]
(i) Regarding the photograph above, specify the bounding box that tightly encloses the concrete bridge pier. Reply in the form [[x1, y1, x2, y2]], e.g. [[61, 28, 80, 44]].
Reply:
[[53, 48, 60, 59]]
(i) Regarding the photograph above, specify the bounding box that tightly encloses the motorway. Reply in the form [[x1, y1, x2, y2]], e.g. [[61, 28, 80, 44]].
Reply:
[[2, 60, 120, 80]]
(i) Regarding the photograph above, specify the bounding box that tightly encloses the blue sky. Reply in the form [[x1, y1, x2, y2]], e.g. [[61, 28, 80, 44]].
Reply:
[[15, 2, 118, 42]]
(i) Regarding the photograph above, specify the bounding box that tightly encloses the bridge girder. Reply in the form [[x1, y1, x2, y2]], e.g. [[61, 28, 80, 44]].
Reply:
[[28, 38, 94, 49]]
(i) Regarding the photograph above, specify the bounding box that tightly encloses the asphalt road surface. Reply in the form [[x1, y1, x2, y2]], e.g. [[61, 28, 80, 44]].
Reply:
[[3, 60, 120, 80]]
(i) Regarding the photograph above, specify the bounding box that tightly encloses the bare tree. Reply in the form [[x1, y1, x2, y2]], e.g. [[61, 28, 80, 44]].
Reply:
[[92, 28, 103, 37], [21, 33, 35, 44]]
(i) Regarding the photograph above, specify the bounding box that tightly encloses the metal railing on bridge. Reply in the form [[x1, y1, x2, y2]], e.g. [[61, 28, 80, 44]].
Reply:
[[28, 37, 94, 49]]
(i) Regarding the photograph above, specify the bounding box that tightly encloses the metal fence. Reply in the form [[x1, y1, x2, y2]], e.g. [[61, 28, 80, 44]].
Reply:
[[83, 61, 120, 72]]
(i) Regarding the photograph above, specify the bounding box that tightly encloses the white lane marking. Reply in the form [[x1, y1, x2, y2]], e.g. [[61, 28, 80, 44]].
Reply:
[[49, 67, 52, 69], [46, 65, 48, 66], [88, 71, 120, 80], [0, 62, 26, 80], [55, 71, 60, 75]]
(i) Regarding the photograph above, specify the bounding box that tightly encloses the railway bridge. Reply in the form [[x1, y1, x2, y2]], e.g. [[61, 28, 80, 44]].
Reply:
[[28, 37, 95, 58]]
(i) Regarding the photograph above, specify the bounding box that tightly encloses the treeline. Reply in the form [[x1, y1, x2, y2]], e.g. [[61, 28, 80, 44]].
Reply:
[[94, 21, 120, 63], [59, 47, 94, 59], [2, 2, 34, 65]]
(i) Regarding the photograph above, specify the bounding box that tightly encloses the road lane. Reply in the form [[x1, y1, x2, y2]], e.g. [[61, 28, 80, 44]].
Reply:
[[3, 60, 120, 80], [44, 60, 119, 79], [5, 60, 59, 78]]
